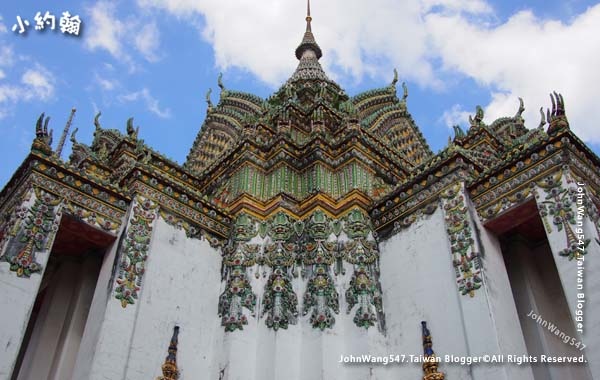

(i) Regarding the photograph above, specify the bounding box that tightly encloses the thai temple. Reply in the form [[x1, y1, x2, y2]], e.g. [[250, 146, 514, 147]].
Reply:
[[1, 2, 599, 380]]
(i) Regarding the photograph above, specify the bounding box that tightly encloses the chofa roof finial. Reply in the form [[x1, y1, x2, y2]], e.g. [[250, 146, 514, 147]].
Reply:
[[32, 112, 53, 155], [546, 91, 569, 135]]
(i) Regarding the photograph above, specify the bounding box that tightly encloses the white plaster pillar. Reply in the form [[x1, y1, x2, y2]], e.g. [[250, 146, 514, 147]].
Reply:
[[378, 206, 471, 380], [16, 260, 79, 380], [86, 196, 159, 380], [469, 207, 535, 380], [577, 187, 600, 380], [120, 217, 223, 380], [50, 254, 102, 380], [0, 190, 62, 380], [504, 236, 591, 380], [443, 183, 535, 380], [535, 171, 600, 379], [71, 236, 120, 380]]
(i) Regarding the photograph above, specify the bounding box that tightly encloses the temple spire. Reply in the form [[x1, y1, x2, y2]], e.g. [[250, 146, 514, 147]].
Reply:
[[295, 0, 322, 60], [306, 0, 312, 32], [288, 0, 330, 82]]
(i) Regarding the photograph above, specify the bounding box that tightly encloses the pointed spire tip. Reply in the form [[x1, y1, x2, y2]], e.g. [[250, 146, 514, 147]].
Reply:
[[306, 0, 312, 32], [295, 0, 322, 60]]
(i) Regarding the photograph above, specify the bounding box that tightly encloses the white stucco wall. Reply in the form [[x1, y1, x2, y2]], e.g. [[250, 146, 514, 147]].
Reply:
[[111, 215, 433, 380], [579, 215, 600, 379], [120, 220, 386, 380], [535, 175, 600, 379], [69, 186, 600, 380], [0, 193, 61, 380], [468, 201, 535, 380], [378, 207, 471, 380], [123, 216, 224, 380], [377, 196, 536, 380], [70, 236, 121, 380]]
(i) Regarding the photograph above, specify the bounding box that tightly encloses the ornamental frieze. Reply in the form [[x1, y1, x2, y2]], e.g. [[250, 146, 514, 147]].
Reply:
[[217, 208, 385, 332], [536, 171, 591, 260], [128, 180, 229, 240], [1, 188, 62, 278], [372, 166, 468, 236], [64, 202, 120, 234], [0, 188, 33, 257], [158, 209, 224, 248], [114, 196, 158, 308], [440, 183, 483, 297], [31, 173, 125, 227]]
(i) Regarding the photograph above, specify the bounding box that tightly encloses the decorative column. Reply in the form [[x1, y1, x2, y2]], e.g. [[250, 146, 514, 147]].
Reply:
[[440, 183, 482, 297], [220, 208, 386, 333], [260, 212, 299, 330], [440, 182, 534, 380], [114, 196, 159, 308], [342, 209, 385, 330], [535, 169, 600, 379], [0, 188, 63, 379], [87, 195, 159, 380], [536, 171, 589, 260], [218, 213, 257, 331], [301, 210, 339, 330], [0, 191, 32, 258], [1, 189, 62, 278]]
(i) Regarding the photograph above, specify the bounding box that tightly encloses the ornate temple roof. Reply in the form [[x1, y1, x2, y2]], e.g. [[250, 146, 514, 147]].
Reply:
[[180, 1, 440, 220], [1, 2, 599, 246]]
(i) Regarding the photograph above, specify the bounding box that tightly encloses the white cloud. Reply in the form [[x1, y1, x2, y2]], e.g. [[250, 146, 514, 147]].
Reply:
[[94, 72, 118, 90], [441, 104, 471, 128], [0, 84, 19, 104], [118, 88, 171, 118], [0, 15, 7, 33], [0, 63, 55, 118], [135, 0, 461, 86], [22, 65, 55, 100], [0, 16, 56, 119], [0, 45, 14, 67], [426, 5, 600, 143], [85, 2, 163, 68], [132, 1, 600, 145], [85, 2, 125, 57], [421, 0, 492, 14], [134, 22, 161, 62]]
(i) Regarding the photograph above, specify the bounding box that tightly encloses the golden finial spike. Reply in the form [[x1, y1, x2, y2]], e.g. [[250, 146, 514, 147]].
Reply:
[[306, 0, 312, 31], [421, 321, 445, 380], [156, 326, 180, 380]]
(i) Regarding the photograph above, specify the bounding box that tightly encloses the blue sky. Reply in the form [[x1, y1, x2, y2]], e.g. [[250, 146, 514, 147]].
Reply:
[[1, 0, 600, 187]]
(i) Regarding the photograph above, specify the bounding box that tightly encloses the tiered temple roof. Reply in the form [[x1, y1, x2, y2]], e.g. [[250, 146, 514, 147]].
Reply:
[[1, 2, 599, 244]]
